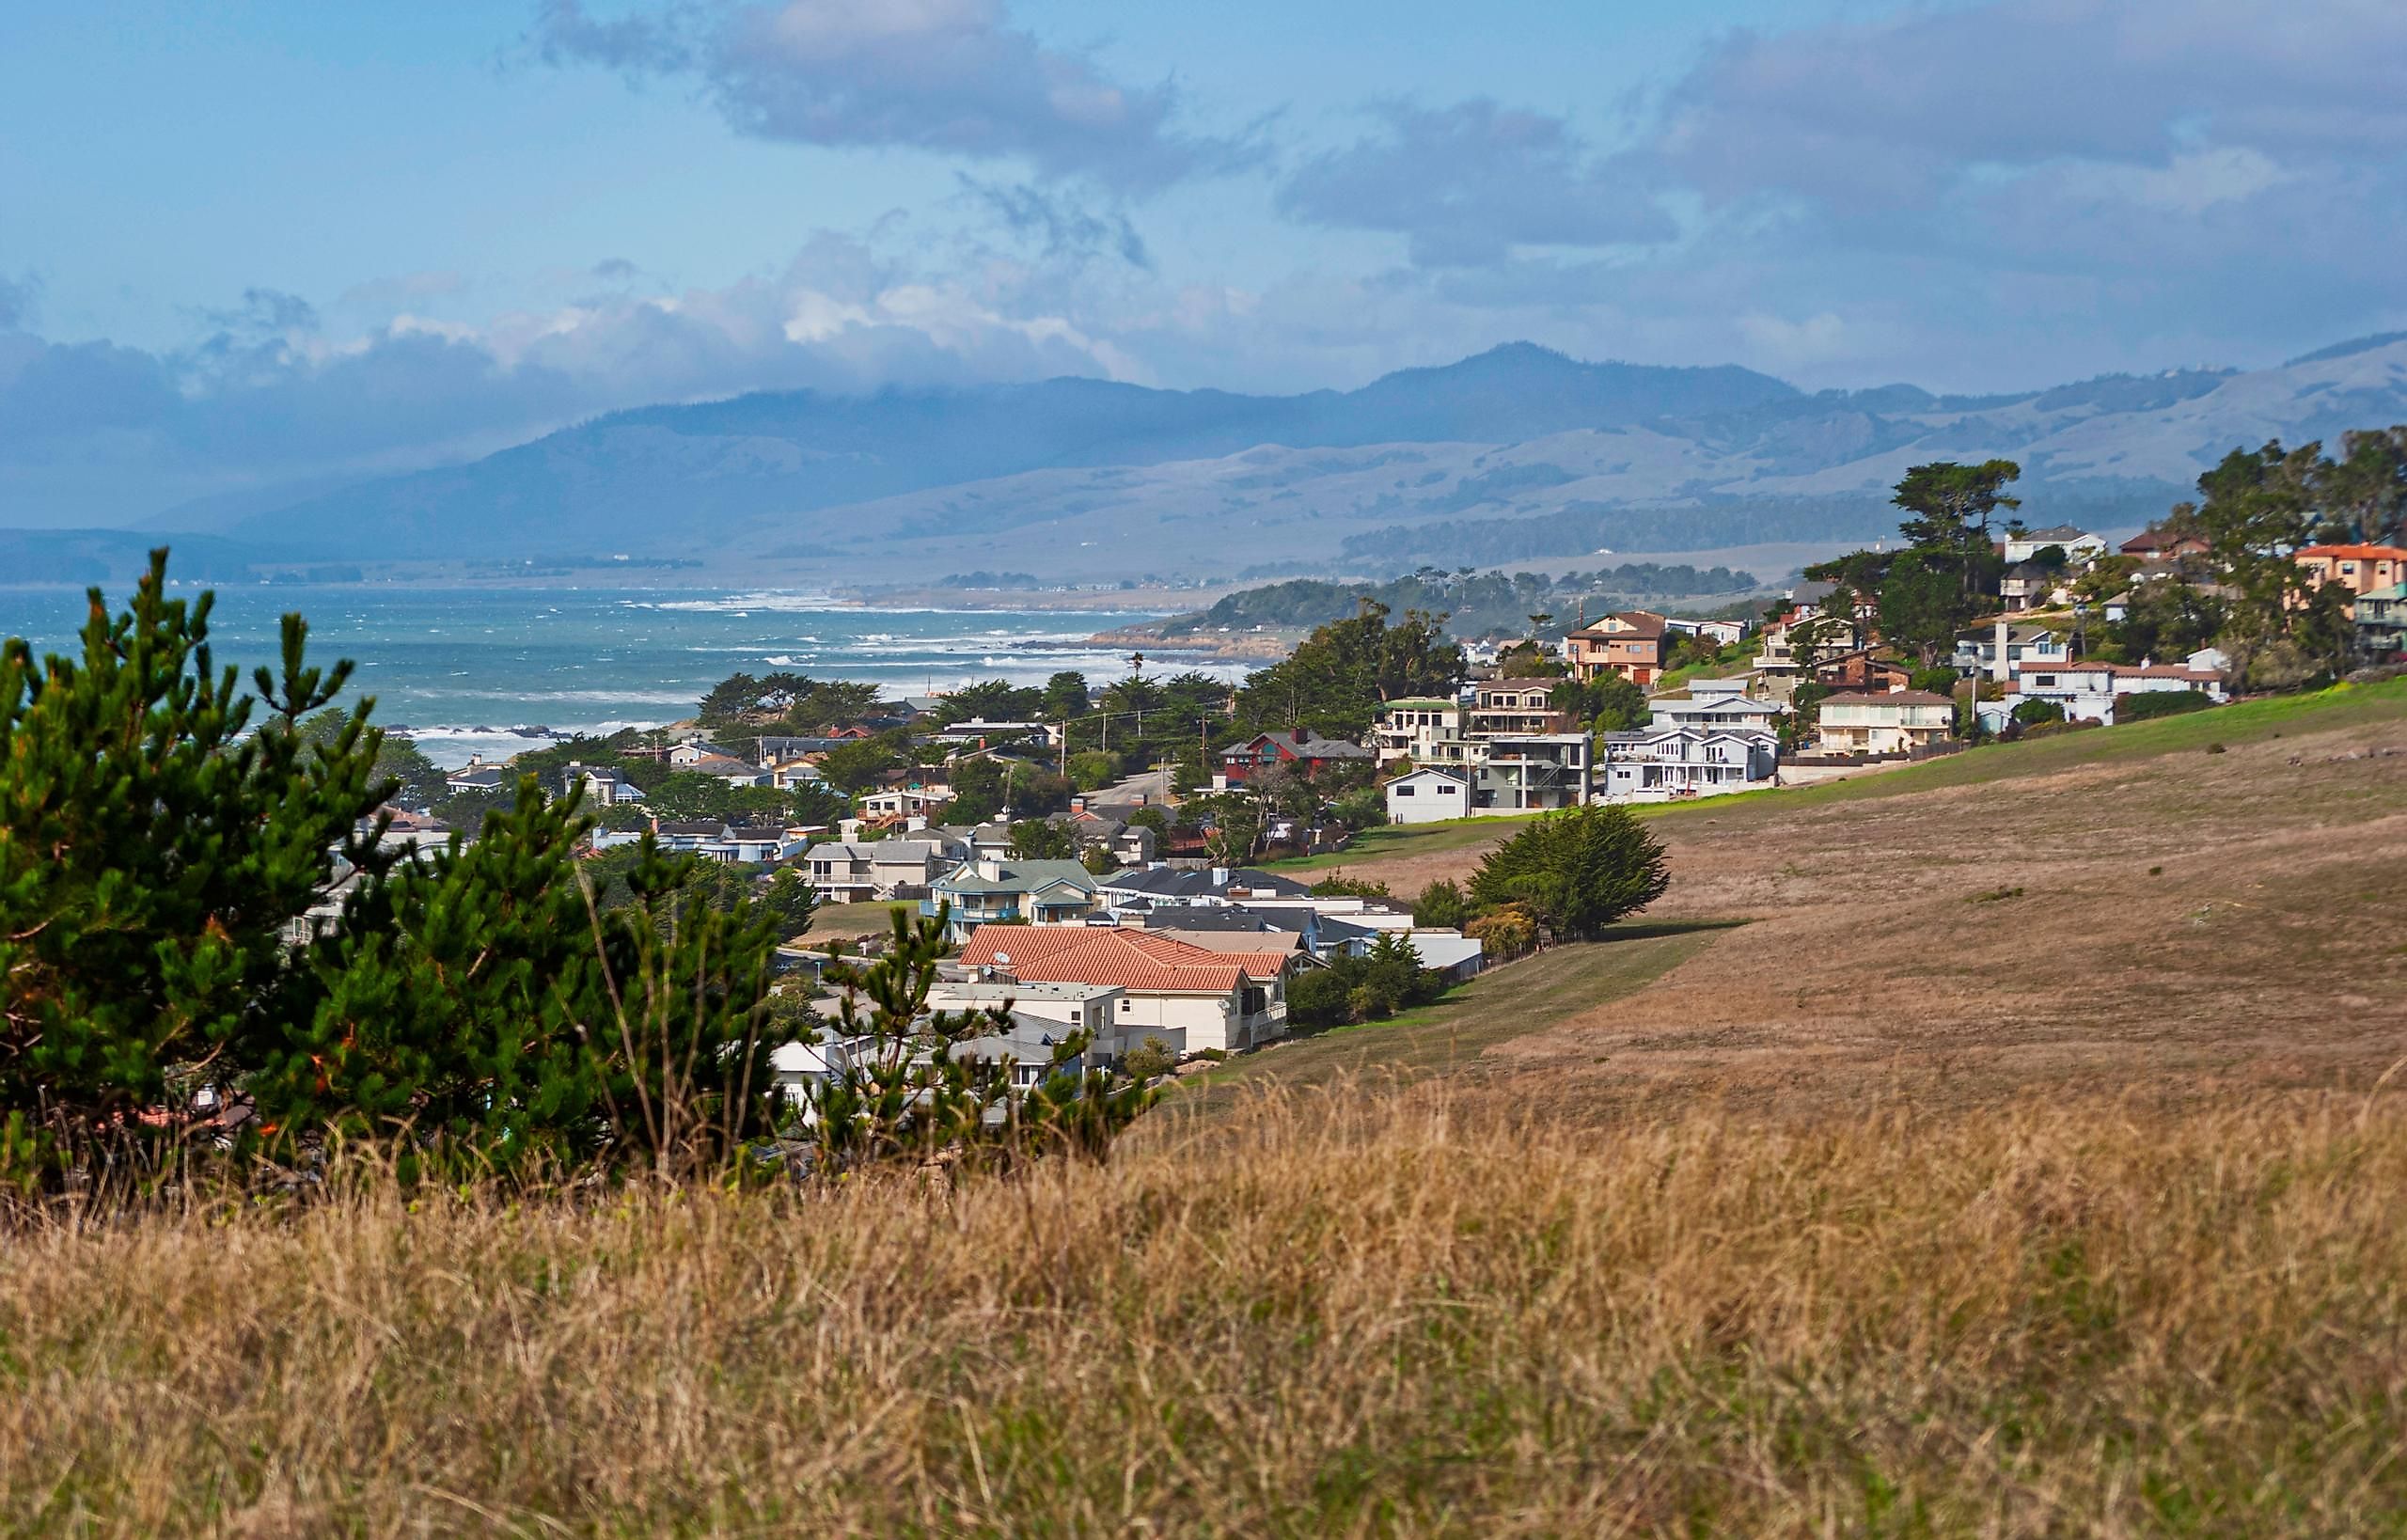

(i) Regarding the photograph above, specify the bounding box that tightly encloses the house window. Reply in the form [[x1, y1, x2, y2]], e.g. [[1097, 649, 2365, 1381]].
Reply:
[[1438, 783, 1456, 795], [1120, 998, 1132, 1014]]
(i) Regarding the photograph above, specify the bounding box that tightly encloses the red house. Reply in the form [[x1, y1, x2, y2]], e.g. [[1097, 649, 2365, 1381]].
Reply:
[[1217, 729, 1374, 786]]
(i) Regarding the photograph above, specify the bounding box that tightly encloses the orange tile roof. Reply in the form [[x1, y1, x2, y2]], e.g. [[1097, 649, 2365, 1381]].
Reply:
[[2298, 544, 2407, 561], [960, 924, 1281, 992]]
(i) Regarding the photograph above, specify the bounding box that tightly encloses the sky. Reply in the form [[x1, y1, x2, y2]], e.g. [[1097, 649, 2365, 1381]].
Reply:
[[4, 0, 2405, 526]]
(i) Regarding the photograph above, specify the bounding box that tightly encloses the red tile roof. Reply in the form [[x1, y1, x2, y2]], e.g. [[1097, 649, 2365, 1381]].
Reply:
[[959, 924, 1283, 993]]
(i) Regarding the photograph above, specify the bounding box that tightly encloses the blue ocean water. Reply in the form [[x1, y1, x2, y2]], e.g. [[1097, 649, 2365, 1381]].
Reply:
[[0, 584, 1237, 767]]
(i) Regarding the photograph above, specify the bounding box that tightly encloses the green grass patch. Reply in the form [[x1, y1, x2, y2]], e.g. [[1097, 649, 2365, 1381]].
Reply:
[[1647, 677, 2407, 826], [1170, 919, 1738, 1114], [1264, 813, 1544, 872]]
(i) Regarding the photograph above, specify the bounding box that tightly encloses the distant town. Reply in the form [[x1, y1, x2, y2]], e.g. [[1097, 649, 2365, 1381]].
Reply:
[[350, 442, 2407, 1083]]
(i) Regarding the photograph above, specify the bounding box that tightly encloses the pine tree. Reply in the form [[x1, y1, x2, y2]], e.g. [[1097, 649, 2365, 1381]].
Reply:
[[1, 553, 388, 1177]]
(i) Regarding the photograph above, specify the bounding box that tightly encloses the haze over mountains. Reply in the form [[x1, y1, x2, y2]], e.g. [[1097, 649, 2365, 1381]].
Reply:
[[24, 335, 2407, 586]]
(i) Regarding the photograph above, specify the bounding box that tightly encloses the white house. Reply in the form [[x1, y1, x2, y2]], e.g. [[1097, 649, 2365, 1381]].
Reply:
[[1384, 767, 1472, 824], [2002, 525, 2109, 564], [1814, 691, 1955, 755], [2006, 660, 2229, 725], [1597, 727, 1779, 802], [1647, 681, 1780, 734], [859, 783, 952, 820], [1370, 696, 1466, 764], [560, 761, 646, 806], [807, 838, 955, 903]]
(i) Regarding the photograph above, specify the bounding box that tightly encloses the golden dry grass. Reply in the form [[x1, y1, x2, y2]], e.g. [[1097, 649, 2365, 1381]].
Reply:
[[8, 1086, 2407, 1534]]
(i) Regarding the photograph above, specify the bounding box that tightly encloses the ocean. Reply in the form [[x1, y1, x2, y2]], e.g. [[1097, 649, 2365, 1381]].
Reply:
[[0, 584, 1241, 768]]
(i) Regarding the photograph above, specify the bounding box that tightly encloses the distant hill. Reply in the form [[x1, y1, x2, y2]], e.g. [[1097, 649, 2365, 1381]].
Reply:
[[196, 333, 2407, 579]]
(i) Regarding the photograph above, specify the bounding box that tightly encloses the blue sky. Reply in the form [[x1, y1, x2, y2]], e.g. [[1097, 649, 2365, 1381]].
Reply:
[[5, 0, 2405, 525]]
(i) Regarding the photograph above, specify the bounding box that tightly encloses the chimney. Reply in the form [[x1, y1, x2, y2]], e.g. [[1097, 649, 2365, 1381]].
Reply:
[[1293, 725, 1312, 745], [978, 855, 1005, 882], [1211, 866, 1231, 888], [1992, 617, 2012, 684]]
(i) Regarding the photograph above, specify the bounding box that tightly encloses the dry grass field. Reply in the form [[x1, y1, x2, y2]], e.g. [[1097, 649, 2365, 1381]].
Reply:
[[5, 682, 2405, 1535]]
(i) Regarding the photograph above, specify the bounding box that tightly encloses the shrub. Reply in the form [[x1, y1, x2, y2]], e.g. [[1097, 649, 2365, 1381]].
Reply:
[[1412, 878, 1470, 930], [1120, 1037, 1177, 1080], [2119, 689, 2216, 723], [1311, 874, 1392, 899], [2010, 698, 2066, 726], [1465, 904, 1538, 960]]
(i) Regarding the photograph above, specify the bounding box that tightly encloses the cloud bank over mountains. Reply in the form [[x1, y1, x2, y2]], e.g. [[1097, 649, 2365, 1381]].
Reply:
[[4, 0, 2403, 526]]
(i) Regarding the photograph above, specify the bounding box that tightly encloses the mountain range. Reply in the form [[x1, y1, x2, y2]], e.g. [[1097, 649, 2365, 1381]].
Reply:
[[29, 334, 2407, 584]]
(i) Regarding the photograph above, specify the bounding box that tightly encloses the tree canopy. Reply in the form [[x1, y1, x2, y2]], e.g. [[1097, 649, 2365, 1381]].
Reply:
[[1469, 805, 1671, 941]]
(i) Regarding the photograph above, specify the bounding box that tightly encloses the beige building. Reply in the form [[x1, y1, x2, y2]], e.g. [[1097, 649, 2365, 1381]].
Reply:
[[1814, 690, 1954, 755]]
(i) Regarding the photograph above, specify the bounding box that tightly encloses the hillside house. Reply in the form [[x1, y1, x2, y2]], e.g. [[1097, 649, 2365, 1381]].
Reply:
[[1811, 649, 1915, 692], [2006, 661, 2229, 725], [1665, 617, 1748, 648], [858, 783, 953, 820], [559, 762, 645, 806], [444, 755, 508, 794], [1217, 730, 1374, 787], [2119, 526, 2210, 562], [1597, 727, 1778, 802], [2003, 525, 2107, 564], [925, 856, 1098, 941], [1465, 681, 1575, 738], [1370, 696, 1465, 764], [1475, 734, 1592, 811], [1564, 611, 1672, 686], [957, 924, 1290, 1054], [1384, 766, 1472, 824], [807, 838, 955, 903], [2296, 544, 2407, 615], [1814, 691, 1955, 755], [2356, 582, 2407, 661], [1648, 679, 1781, 733], [1954, 621, 2070, 681]]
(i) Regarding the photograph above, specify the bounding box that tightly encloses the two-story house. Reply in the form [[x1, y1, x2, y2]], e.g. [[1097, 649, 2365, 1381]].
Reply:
[[925, 856, 1099, 941], [1216, 729, 1375, 787], [1564, 611, 1672, 686], [558, 761, 646, 806], [808, 838, 957, 903], [1814, 691, 1955, 755], [1597, 727, 1779, 802]]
